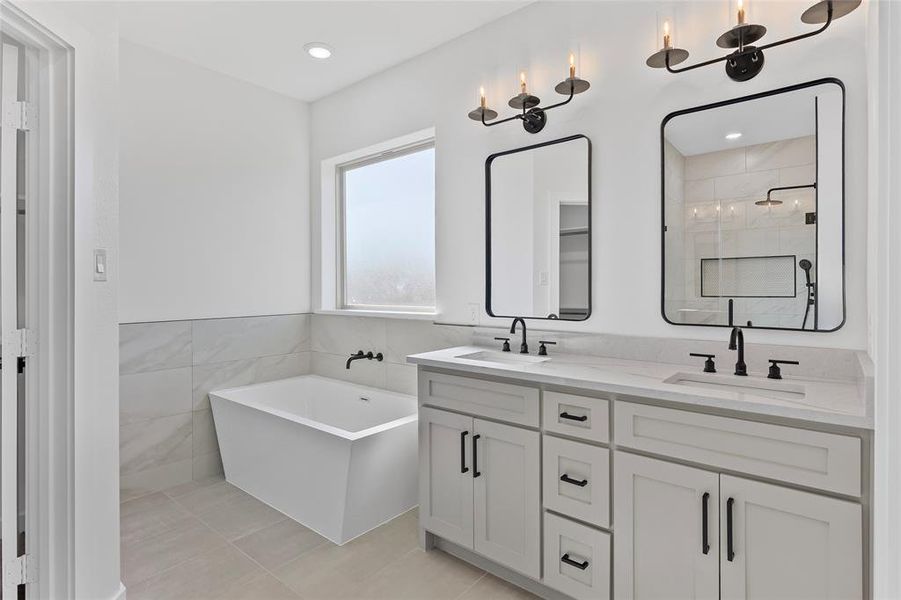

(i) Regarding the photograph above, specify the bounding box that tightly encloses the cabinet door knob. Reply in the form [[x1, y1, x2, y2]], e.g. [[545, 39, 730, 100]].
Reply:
[[561, 553, 590, 570], [560, 474, 589, 487]]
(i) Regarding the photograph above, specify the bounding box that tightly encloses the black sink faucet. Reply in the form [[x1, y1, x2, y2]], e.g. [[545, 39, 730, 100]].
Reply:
[[726, 298, 747, 376], [728, 327, 747, 376], [510, 317, 528, 354]]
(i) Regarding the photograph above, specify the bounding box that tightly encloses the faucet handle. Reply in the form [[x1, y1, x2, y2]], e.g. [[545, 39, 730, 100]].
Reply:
[[538, 341, 557, 356], [689, 353, 717, 373], [494, 337, 511, 352], [767, 359, 799, 380]]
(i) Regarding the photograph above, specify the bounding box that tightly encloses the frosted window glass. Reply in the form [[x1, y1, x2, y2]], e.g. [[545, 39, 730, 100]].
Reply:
[[342, 146, 435, 311]]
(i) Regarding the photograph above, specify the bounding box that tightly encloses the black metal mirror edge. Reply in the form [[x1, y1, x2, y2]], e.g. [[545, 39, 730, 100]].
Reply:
[[486, 133, 592, 322], [660, 77, 846, 333]]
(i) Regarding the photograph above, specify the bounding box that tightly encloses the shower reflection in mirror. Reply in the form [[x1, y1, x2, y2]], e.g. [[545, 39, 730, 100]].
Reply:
[[662, 79, 845, 332]]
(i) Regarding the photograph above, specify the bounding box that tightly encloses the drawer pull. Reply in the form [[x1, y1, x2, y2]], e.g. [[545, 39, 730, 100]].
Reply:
[[560, 474, 589, 487], [560, 411, 588, 422], [561, 553, 589, 570], [726, 497, 735, 562], [460, 431, 469, 474]]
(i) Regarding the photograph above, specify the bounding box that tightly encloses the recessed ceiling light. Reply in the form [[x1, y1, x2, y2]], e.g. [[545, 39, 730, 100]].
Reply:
[[304, 43, 332, 59], [725, 132, 743, 140]]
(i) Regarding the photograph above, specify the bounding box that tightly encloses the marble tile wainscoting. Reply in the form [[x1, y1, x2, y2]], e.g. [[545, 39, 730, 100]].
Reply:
[[308, 314, 473, 396], [119, 314, 311, 500], [120, 311, 867, 502]]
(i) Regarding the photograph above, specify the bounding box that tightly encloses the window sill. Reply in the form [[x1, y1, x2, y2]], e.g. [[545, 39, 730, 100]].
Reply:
[[314, 309, 438, 321]]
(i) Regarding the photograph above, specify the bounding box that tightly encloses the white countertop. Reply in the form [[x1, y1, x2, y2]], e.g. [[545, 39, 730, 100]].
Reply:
[[407, 346, 872, 430]]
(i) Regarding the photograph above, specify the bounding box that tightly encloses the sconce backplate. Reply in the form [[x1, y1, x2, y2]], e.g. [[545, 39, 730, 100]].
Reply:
[[522, 107, 547, 134], [725, 47, 765, 82]]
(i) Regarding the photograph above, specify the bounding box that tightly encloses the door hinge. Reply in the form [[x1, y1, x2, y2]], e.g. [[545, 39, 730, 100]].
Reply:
[[2, 100, 36, 131], [5, 328, 36, 358], [4, 554, 36, 586]]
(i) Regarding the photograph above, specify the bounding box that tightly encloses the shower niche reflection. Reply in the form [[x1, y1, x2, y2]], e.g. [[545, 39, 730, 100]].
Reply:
[[662, 79, 845, 331], [487, 135, 591, 321]]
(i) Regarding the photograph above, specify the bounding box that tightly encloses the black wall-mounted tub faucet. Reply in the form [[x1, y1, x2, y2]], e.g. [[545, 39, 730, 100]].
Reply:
[[346, 350, 383, 370]]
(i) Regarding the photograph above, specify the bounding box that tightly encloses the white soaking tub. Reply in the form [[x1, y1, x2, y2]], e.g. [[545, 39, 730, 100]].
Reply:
[[210, 375, 418, 545]]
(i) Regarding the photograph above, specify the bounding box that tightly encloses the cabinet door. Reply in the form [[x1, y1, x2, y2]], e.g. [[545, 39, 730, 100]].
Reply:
[[419, 407, 474, 549], [473, 419, 541, 578], [720, 475, 862, 600], [613, 452, 719, 600]]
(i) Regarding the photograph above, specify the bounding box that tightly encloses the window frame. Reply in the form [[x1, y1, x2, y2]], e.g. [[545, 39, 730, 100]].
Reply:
[[334, 137, 436, 315]]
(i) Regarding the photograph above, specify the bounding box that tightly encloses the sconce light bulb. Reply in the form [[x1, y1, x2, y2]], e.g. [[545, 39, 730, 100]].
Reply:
[[520, 71, 527, 93], [480, 86, 486, 108], [737, 0, 746, 24], [663, 20, 672, 49], [569, 53, 576, 78]]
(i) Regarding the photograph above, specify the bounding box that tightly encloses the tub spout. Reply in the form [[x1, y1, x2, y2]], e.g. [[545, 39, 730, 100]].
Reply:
[[346, 350, 383, 369]]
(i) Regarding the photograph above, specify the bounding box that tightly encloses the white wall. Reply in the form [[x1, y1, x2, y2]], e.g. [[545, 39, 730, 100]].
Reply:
[[119, 40, 310, 323], [310, 0, 869, 350], [11, 2, 121, 598]]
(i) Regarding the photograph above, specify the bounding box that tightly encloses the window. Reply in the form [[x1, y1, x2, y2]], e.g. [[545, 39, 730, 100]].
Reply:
[[338, 141, 435, 313]]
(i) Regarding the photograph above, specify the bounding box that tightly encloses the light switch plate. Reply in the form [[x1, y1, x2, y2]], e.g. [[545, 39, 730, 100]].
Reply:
[[468, 303, 480, 324], [93, 249, 107, 282]]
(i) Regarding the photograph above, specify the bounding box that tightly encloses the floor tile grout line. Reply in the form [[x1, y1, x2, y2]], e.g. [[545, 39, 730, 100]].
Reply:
[[224, 530, 313, 599], [121, 518, 233, 591], [453, 572, 488, 600]]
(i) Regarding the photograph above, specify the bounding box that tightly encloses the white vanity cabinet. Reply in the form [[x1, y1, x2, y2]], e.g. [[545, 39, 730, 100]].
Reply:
[[718, 474, 862, 600], [613, 452, 720, 600], [614, 449, 862, 600], [419, 405, 541, 578], [415, 363, 867, 600]]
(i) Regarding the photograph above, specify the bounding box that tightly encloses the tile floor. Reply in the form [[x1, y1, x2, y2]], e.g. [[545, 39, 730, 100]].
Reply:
[[121, 477, 538, 599]]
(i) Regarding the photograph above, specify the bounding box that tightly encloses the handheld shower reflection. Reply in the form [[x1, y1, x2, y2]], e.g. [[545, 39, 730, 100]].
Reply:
[[799, 259, 816, 329]]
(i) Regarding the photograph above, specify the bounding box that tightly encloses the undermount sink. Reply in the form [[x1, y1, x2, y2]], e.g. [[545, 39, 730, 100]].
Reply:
[[455, 350, 550, 365], [664, 372, 807, 401]]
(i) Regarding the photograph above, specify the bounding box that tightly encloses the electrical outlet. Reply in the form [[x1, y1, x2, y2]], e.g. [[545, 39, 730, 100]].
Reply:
[[468, 303, 480, 324]]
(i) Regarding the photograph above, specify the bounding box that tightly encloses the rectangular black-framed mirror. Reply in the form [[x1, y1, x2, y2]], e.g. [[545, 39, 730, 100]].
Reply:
[[661, 79, 845, 332], [486, 134, 592, 321]]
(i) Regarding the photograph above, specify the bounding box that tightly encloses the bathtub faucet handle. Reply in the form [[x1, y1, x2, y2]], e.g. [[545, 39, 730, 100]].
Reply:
[[346, 350, 384, 369]]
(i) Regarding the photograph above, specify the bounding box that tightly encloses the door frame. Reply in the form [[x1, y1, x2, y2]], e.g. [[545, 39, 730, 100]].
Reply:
[[0, 4, 74, 599]]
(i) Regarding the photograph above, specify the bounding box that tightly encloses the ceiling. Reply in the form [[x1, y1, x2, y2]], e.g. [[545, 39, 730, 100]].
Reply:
[[117, 1, 529, 102], [665, 83, 843, 157]]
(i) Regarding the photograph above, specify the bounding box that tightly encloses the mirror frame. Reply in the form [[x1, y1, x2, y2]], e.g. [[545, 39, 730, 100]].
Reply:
[[485, 134, 593, 321], [660, 78, 846, 332]]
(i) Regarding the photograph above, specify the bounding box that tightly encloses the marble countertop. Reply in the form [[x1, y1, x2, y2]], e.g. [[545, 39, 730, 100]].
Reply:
[[407, 346, 873, 430]]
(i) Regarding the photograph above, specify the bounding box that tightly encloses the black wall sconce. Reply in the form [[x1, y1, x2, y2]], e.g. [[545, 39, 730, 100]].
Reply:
[[646, 0, 860, 82], [469, 54, 590, 134]]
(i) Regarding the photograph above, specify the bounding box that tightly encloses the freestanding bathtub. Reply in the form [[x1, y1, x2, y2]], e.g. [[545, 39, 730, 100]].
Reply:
[[210, 375, 418, 545]]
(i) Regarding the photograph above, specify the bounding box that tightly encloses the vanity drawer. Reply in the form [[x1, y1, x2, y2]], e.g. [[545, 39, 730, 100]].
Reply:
[[615, 402, 861, 496], [543, 512, 610, 600], [543, 391, 609, 443], [543, 436, 609, 528], [419, 371, 539, 427]]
